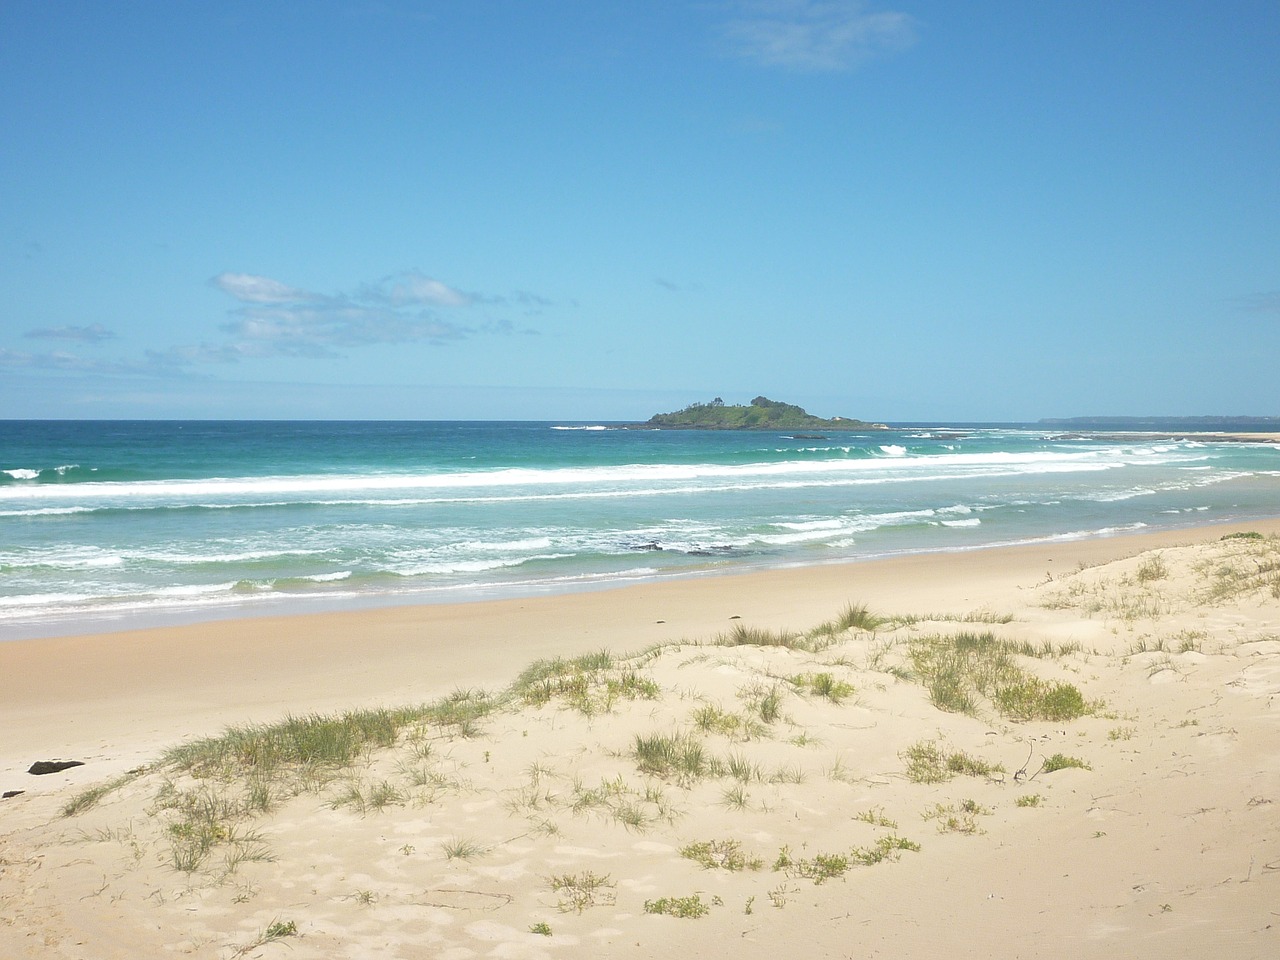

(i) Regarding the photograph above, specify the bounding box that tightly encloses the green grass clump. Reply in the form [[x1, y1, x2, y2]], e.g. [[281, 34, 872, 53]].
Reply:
[[902, 740, 1002, 784], [907, 631, 1094, 721], [681, 839, 763, 871], [812, 602, 885, 635], [1016, 793, 1043, 807], [789, 671, 856, 704], [849, 835, 920, 864], [632, 732, 711, 784], [440, 836, 486, 861], [773, 847, 849, 884], [511, 652, 660, 716], [775, 835, 918, 882], [691, 703, 765, 740], [717, 623, 811, 650], [1041, 753, 1091, 773], [993, 678, 1090, 722], [644, 894, 713, 918]]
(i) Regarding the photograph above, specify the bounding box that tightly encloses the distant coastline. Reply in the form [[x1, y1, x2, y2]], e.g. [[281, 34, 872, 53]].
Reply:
[[1040, 415, 1280, 429]]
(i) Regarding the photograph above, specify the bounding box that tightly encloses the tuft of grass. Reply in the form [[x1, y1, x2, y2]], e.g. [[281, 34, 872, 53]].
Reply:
[[1136, 553, 1168, 583], [440, 836, 486, 861], [569, 775, 671, 831], [511, 652, 660, 716], [724, 752, 765, 783], [907, 631, 1094, 721], [232, 918, 297, 958], [331, 778, 406, 814], [529, 922, 553, 936], [849, 835, 920, 865], [773, 847, 849, 884], [691, 703, 764, 740], [739, 682, 786, 724], [923, 799, 990, 834], [61, 770, 145, 818], [632, 731, 710, 784], [902, 740, 1002, 784], [644, 894, 714, 918], [1016, 793, 1043, 808], [789, 671, 856, 704], [813, 602, 885, 635], [854, 806, 898, 829], [1041, 753, 1091, 774], [717, 622, 810, 650], [549, 871, 616, 913]]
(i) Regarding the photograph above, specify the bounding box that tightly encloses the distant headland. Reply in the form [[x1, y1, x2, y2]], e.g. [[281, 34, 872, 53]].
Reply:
[[637, 396, 887, 431], [1040, 415, 1280, 428]]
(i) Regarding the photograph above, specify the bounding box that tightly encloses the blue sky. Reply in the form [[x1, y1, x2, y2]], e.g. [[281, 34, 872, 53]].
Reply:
[[2, 1, 1277, 422]]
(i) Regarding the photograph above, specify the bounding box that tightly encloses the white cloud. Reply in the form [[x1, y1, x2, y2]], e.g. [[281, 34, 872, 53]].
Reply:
[[373, 272, 472, 308], [724, 0, 917, 72], [211, 272, 321, 304]]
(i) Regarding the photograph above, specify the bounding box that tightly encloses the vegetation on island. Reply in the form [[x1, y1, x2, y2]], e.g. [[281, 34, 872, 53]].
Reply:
[[644, 396, 886, 431]]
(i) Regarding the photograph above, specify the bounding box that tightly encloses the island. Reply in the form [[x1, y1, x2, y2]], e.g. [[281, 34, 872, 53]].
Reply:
[[639, 396, 887, 431]]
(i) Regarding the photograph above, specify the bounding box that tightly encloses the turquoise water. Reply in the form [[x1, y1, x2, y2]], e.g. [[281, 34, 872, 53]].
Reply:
[[2, 420, 1278, 638]]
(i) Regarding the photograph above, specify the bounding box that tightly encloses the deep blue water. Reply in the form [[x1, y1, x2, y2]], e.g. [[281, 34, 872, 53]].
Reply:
[[2, 420, 1278, 638]]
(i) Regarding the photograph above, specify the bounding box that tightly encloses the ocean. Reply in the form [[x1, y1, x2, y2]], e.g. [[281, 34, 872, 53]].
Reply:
[[2, 420, 1278, 639]]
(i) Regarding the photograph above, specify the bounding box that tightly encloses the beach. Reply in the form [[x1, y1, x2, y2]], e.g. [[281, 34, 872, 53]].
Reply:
[[3, 517, 1279, 958]]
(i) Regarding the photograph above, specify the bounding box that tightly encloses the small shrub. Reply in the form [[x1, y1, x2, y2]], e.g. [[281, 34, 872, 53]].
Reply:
[[1016, 794, 1043, 807], [644, 894, 713, 918], [994, 679, 1089, 722], [1136, 553, 1168, 583], [680, 839, 763, 871], [549, 871, 616, 913]]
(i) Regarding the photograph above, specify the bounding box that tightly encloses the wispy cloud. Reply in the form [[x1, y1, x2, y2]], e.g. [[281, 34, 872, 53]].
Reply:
[[723, 0, 917, 72], [23, 323, 117, 344], [0, 347, 183, 376], [210, 272, 322, 304], [211, 271, 488, 358], [1, 270, 542, 379]]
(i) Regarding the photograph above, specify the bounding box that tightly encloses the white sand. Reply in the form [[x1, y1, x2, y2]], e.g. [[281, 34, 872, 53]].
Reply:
[[2, 519, 1279, 958]]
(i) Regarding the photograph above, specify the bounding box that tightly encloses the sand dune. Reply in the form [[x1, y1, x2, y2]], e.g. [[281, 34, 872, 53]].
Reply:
[[2, 520, 1279, 959]]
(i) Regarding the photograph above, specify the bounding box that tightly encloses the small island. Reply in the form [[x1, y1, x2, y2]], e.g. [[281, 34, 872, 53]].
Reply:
[[641, 396, 887, 431]]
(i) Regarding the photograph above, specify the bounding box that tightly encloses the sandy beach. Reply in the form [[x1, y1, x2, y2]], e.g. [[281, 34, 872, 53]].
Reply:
[[3, 518, 1279, 958]]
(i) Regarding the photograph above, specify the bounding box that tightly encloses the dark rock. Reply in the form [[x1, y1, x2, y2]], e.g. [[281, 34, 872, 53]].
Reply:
[[28, 760, 85, 776], [3, 790, 25, 799]]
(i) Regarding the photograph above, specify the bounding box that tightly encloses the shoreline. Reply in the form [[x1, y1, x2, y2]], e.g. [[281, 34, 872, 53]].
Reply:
[[6, 510, 1280, 645], [3, 514, 1279, 958], [4, 515, 1279, 786]]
